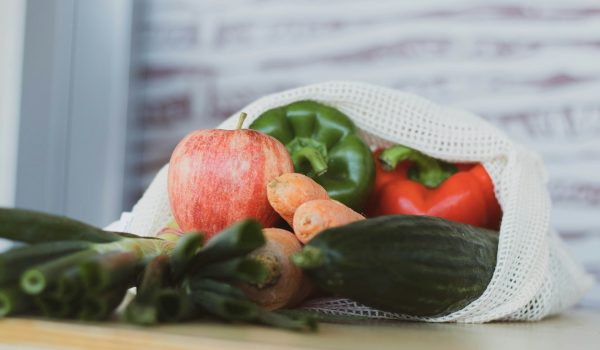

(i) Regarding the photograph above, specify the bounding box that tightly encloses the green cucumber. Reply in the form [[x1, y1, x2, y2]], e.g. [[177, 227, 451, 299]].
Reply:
[[292, 215, 498, 317]]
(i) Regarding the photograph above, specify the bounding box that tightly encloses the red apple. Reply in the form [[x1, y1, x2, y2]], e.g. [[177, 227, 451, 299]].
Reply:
[[167, 114, 294, 240]]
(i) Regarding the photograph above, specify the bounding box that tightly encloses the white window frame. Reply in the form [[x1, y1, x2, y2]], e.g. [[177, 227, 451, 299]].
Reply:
[[16, 0, 134, 227]]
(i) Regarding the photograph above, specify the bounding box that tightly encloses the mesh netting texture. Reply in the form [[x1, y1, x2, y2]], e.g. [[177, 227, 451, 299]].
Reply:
[[106, 81, 593, 323]]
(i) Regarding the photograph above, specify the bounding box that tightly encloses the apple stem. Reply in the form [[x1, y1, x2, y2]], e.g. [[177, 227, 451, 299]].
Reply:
[[236, 112, 248, 130]]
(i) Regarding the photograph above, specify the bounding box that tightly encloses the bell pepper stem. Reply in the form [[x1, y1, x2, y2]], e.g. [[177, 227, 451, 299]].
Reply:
[[291, 147, 328, 177], [379, 145, 456, 188]]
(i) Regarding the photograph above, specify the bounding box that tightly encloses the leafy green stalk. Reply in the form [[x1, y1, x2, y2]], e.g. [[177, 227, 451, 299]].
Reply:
[[79, 288, 127, 321], [80, 251, 140, 292], [125, 299, 158, 325], [137, 254, 171, 293], [20, 236, 174, 295], [189, 290, 257, 321], [156, 288, 196, 322], [125, 254, 171, 325], [0, 241, 91, 285], [187, 279, 316, 331], [186, 278, 248, 300], [0, 286, 31, 317], [0, 211, 320, 332], [45, 266, 82, 301], [0, 208, 123, 243], [257, 310, 317, 332], [35, 295, 78, 319], [170, 232, 203, 278], [193, 258, 268, 284], [21, 250, 100, 295], [188, 220, 265, 270]]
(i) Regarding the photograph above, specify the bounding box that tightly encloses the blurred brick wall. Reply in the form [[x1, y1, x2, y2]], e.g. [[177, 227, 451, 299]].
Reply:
[[128, 0, 600, 306]]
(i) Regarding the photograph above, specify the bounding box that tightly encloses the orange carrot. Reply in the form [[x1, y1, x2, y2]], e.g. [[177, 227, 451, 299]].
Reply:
[[240, 228, 311, 310], [293, 199, 365, 244], [267, 173, 329, 226]]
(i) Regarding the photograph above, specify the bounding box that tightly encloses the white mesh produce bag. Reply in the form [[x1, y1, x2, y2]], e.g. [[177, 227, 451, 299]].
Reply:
[[106, 81, 593, 323]]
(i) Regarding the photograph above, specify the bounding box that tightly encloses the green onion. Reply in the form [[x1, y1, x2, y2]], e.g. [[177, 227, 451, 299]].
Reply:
[[21, 250, 99, 295], [0, 209, 320, 332], [45, 266, 82, 301], [189, 289, 257, 321], [257, 310, 317, 332], [0, 208, 122, 243], [187, 284, 316, 331], [193, 258, 268, 284], [125, 299, 158, 325], [80, 251, 140, 292], [125, 254, 171, 325], [186, 278, 248, 300], [79, 289, 126, 321], [188, 219, 265, 270], [170, 232, 204, 278], [156, 288, 195, 322], [0, 241, 91, 285], [0, 286, 31, 318], [136, 254, 170, 295], [35, 295, 78, 319]]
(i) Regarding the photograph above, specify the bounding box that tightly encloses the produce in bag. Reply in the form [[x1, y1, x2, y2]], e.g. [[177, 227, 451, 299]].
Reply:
[[368, 145, 501, 229], [292, 215, 498, 317], [111, 81, 592, 322], [239, 228, 311, 310], [292, 199, 364, 244], [266, 173, 329, 226], [249, 101, 375, 211], [265, 173, 364, 243]]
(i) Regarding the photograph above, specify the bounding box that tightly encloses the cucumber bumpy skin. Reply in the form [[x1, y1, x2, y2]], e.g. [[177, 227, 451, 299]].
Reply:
[[293, 215, 498, 317]]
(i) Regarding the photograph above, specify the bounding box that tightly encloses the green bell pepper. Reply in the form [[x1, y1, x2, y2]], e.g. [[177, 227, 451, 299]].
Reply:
[[249, 100, 375, 211]]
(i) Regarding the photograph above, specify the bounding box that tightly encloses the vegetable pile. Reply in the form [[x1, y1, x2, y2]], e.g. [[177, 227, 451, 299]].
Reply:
[[0, 100, 504, 329]]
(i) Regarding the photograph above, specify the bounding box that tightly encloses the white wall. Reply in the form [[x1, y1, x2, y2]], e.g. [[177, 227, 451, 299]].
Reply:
[[133, 0, 600, 307], [0, 0, 25, 207]]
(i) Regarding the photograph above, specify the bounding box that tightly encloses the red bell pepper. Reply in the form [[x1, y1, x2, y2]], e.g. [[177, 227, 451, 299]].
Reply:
[[367, 145, 501, 230]]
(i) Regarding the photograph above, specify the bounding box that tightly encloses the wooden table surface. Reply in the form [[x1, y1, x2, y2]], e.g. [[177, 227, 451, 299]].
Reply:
[[0, 308, 599, 350]]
